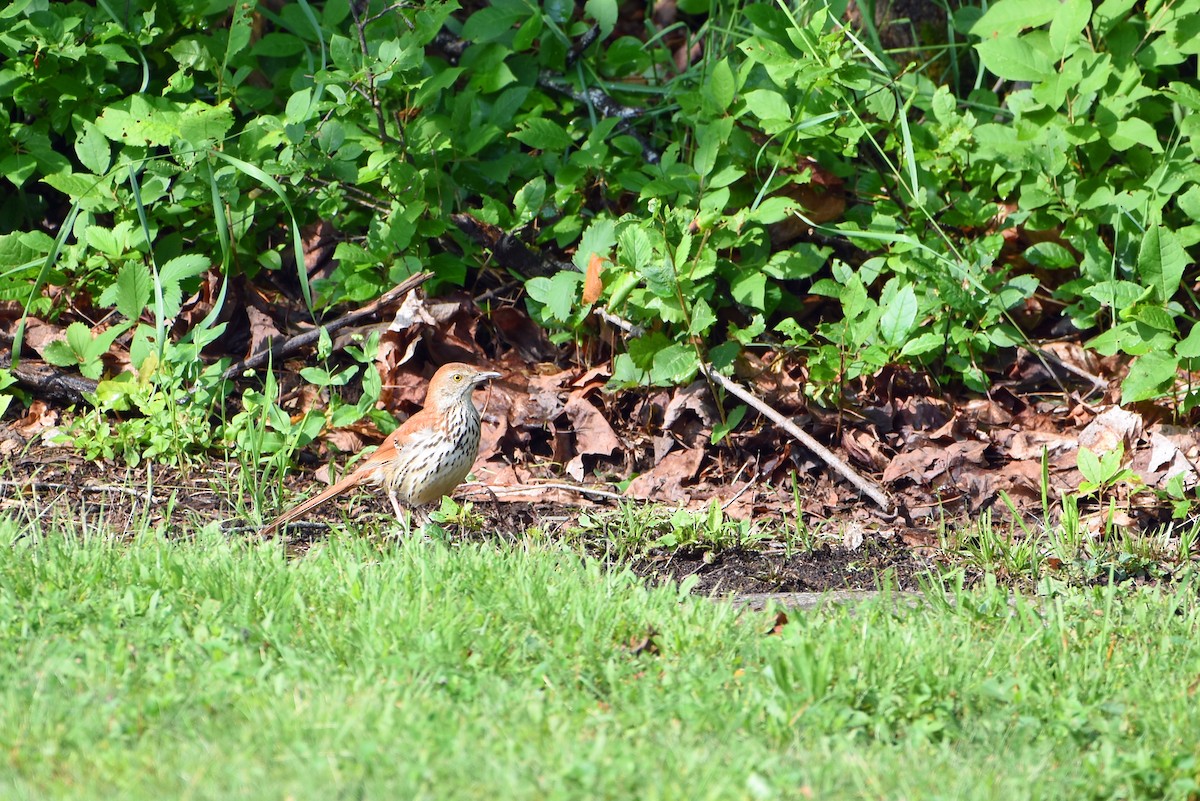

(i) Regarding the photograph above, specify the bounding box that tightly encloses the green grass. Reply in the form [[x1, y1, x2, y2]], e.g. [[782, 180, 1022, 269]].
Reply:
[[0, 517, 1198, 800]]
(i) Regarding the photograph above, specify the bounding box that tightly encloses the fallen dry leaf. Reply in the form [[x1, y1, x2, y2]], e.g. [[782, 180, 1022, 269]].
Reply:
[[582, 253, 605, 305]]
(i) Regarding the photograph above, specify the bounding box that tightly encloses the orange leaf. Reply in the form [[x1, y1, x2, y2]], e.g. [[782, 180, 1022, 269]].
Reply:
[[582, 253, 605, 305]]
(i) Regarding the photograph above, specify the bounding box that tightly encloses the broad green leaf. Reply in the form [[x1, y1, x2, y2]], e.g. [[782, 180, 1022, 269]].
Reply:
[[1177, 323, 1200, 358], [513, 177, 547, 224], [900, 331, 946, 357], [741, 89, 791, 122], [1076, 446, 1103, 484], [731, 272, 766, 310], [704, 58, 736, 112], [1107, 118, 1162, 152], [1138, 226, 1188, 304], [85, 226, 125, 259], [689, 297, 717, 335], [584, 0, 617, 37], [0, 231, 54, 268], [617, 225, 654, 273], [975, 37, 1055, 81], [526, 272, 581, 323], [972, 0, 1056, 39], [74, 123, 111, 176], [1122, 352, 1178, 403], [879, 283, 918, 348], [95, 96, 185, 146], [1049, 0, 1091, 53]]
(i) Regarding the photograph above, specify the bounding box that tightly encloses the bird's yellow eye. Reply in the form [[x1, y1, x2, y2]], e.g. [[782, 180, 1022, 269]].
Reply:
[[453, 373, 463, 382]]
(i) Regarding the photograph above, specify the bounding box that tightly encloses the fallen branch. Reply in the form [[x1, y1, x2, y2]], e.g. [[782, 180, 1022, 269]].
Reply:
[[0, 480, 153, 503], [223, 271, 432, 380], [459, 481, 625, 501], [701, 365, 893, 512]]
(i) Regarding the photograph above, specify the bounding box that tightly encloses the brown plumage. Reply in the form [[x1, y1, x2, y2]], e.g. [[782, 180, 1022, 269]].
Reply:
[[261, 362, 502, 536]]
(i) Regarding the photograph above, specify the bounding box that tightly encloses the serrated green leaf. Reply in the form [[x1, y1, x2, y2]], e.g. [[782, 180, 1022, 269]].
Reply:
[[97, 262, 152, 320], [160, 254, 210, 318], [85, 226, 125, 259], [511, 118, 573, 151], [651, 343, 699, 385]]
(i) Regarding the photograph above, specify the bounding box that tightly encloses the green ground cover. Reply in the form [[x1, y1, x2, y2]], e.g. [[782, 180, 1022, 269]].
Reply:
[[0, 517, 1197, 800]]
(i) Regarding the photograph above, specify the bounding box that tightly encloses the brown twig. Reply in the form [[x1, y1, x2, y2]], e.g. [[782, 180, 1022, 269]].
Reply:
[[701, 365, 893, 512], [223, 271, 432, 380], [0, 480, 153, 503]]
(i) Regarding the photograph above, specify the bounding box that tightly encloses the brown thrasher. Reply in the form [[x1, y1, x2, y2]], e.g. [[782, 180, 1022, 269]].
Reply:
[[261, 362, 502, 536]]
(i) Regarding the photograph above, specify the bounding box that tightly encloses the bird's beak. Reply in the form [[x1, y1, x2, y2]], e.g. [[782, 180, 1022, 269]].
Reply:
[[472, 371, 503, 385]]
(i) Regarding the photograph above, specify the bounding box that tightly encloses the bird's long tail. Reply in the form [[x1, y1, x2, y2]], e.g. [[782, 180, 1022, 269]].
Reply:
[[260, 468, 367, 537]]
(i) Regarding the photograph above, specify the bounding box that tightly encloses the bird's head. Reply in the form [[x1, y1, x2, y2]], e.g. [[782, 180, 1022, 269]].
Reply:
[[426, 362, 502, 409]]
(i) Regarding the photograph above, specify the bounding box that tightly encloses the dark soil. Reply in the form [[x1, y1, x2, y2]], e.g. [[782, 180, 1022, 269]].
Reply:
[[2, 448, 932, 595]]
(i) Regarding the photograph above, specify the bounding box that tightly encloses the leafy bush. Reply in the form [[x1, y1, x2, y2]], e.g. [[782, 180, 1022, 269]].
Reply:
[[1, 0, 1198, 459]]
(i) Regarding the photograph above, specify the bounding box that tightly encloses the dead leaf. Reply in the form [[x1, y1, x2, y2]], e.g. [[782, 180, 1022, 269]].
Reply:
[[565, 391, 621, 458], [582, 253, 605, 305], [1078, 406, 1143, 455], [625, 447, 705, 501], [245, 304, 281, 359]]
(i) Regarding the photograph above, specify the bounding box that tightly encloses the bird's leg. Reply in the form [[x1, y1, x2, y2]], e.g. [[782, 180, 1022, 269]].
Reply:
[[388, 488, 407, 526]]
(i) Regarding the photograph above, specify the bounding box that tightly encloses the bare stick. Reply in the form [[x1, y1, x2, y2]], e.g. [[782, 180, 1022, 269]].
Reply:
[[223, 272, 431, 380], [458, 481, 625, 501], [0, 480, 153, 503], [702, 365, 893, 512]]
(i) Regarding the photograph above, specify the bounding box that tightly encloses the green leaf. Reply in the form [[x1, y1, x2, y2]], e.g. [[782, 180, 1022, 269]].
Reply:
[[879, 284, 918, 348], [97, 263, 152, 320], [1138, 226, 1187, 304], [741, 89, 791, 122], [689, 297, 717, 335], [972, 0, 1057, 39], [584, 0, 617, 37], [1076, 446, 1103, 485], [975, 37, 1055, 82], [711, 405, 746, 445], [526, 272, 582, 323], [651, 343, 699, 385], [1049, 0, 1091, 53], [576, 219, 618, 271], [900, 331, 946, 357], [704, 59, 736, 112], [730, 272, 766, 310], [511, 118, 573, 151], [74, 123, 111, 176], [85, 226, 125, 259], [513, 177, 547, 225], [1106, 118, 1162, 153], [160, 254, 211, 318], [1121, 352, 1178, 403]]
